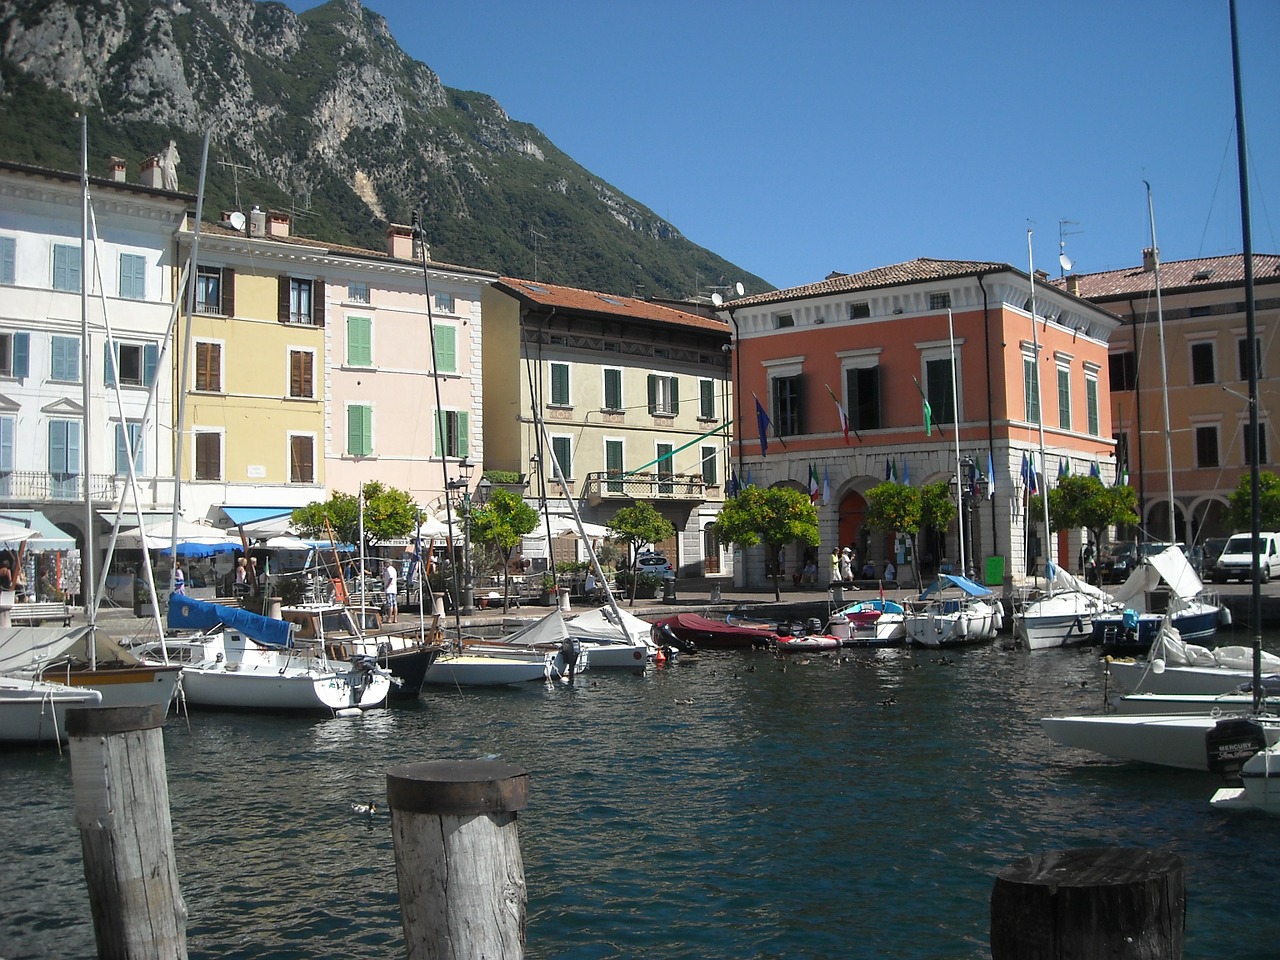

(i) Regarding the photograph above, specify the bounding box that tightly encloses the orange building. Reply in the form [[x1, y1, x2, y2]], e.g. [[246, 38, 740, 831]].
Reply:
[[719, 258, 1121, 589]]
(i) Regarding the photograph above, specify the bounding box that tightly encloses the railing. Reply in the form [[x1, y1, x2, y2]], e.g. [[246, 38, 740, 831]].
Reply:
[[0, 471, 125, 503], [582, 471, 712, 503]]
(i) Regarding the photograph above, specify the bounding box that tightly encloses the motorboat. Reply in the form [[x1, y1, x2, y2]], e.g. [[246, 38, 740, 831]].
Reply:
[[826, 599, 908, 647], [1091, 546, 1226, 652], [652, 612, 778, 651], [903, 574, 1001, 648], [1012, 563, 1118, 651], [1105, 628, 1280, 697], [1211, 737, 1280, 812], [166, 595, 391, 714], [1041, 710, 1280, 772], [0, 674, 102, 744], [772, 632, 842, 654]]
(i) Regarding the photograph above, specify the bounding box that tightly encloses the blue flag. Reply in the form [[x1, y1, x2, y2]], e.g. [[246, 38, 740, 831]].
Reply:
[[755, 397, 771, 458], [728, 469, 740, 497], [902, 459, 910, 486], [1089, 461, 1101, 479], [987, 451, 995, 501]]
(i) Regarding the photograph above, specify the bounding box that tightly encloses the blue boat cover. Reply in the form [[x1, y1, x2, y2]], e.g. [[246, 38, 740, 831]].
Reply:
[[167, 594, 293, 647], [919, 573, 993, 599]]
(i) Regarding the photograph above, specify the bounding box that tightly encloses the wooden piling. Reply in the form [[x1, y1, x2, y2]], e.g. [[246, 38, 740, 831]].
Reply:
[[991, 847, 1184, 959], [67, 704, 187, 960], [387, 759, 529, 960]]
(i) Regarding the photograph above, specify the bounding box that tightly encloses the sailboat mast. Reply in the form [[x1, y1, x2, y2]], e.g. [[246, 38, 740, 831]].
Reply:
[[79, 115, 96, 632], [1027, 231, 1052, 580], [948, 309, 965, 578], [1144, 183, 1177, 544]]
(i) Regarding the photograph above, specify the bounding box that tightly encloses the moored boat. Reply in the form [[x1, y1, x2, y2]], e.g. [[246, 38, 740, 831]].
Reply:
[[903, 574, 1001, 648], [0, 674, 103, 744], [653, 612, 777, 651]]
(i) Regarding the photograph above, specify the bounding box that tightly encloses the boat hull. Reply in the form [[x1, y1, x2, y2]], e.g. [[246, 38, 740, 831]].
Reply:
[[0, 676, 103, 743], [1094, 604, 1221, 651], [39, 663, 183, 710], [424, 654, 553, 687], [180, 665, 390, 713], [1107, 660, 1264, 697], [1041, 712, 1280, 771]]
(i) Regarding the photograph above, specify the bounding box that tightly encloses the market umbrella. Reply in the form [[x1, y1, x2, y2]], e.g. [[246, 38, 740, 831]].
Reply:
[[117, 519, 240, 555]]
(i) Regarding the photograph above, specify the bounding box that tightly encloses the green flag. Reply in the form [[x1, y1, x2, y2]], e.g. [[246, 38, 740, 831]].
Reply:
[[923, 398, 933, 436]]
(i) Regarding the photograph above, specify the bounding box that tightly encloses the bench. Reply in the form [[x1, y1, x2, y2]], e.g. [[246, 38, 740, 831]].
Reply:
[[9, 600, 73, 626]]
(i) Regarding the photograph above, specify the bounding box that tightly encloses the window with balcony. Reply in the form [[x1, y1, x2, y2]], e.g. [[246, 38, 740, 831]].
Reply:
[[118, 253, 146, 300], [48, 419, 81, 498], [0, 416, 14, 497], [347, 404, 372, 457], [105, 342, 158, 388], [50, 335, 80, 383], [435, 291, 455, 313], [701, 445, 718, 487], [347, 281, 370, 304], [195, 266, 232, 315], [52, 243, 80, 292], [648, 374, 678, 416], [1191, 342, 1216, 385], [115, 421, 143, 475], [278, 276, 325, 326], [603, 368, 622, 411], [289, 350, 314, 399], [657, 443, 673, 494], [772, 374, 804, 436], [0, 332, 29, 378], [605, 439, 624, 493], [194, 431, 221, 481], [195, 341, 222, 392], [434, 410, 469, 458], [1196, 425, 1219, 468], [347, 316, 372, 367], [290, 435, 315, 484]]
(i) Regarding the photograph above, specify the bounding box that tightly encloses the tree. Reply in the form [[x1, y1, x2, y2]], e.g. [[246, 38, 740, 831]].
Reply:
[[1035, 475, 1139, 558], [1227, 469, 1280, 532], [292, 481, 418, 551], [470, 487, 540, 613], [712, 486, 819, 602], [607, 501, 677, 605], [864, 481, 924, 588]]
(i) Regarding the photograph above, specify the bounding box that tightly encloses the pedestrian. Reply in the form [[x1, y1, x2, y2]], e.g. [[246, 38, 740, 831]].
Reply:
[[584, 569, 600, 603], [839, 547, 853, 583], [829, 547, 841, 584], [234, 557, 248, 595], [383, 558, 398, 623], [803, 556, 818, 586], [884, 560, 897, 583], [173, 560, 186, 595]]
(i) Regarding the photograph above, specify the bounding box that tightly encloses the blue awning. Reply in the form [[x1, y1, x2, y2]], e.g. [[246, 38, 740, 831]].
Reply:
[[0, 510, 76, 551], [220, 506, 297, 526], [919, 573, 993, 599]]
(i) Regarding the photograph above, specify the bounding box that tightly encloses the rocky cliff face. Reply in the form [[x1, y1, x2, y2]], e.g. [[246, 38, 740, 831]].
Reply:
[[0, 0, 765, 297]]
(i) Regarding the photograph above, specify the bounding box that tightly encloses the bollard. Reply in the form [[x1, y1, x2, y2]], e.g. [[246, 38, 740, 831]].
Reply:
[[831, 584, 845, 604], [991, 847, 1184, 959], [388, 760, 529, 960], [559, 589, 571, 612], [663, 579, 676, 603], [432, 592, 446, 617], [67, 705, 188, 960]]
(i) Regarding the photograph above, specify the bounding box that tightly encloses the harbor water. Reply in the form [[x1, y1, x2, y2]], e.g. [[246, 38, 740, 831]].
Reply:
[[3, 635, 1279, 959]]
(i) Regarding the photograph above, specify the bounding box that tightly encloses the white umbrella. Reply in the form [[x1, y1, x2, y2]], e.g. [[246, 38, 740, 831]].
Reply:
[[116, 519, 238, 551], [414, 514, 453, 539], [544, 516, 610, 539], [0, 521, 36, 544]]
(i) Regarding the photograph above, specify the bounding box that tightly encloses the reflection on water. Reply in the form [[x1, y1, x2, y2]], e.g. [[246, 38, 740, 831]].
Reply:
[[3, 640, 1280, 958]]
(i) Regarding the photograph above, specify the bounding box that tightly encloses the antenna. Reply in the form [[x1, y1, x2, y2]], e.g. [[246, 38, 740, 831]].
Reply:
[[227, 210, 246, 231], [216, 157, 253, 213], [735, 281, 745, 297], [711, 293, 723, 306], [1058, 219, 1081, 276], [529, 227, 547, 282]]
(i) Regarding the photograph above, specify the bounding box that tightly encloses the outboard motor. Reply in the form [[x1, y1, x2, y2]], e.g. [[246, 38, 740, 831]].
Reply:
[[1206, 717, 1268, 784], [806, 617, 824, 637], [775, 622, 793, 638], [654, 623, 697, 654], [560, 637, 583, 677]]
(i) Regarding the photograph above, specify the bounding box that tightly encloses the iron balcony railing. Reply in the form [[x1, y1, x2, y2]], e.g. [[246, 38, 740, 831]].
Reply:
[[0, 471, 126, 503], [582, 471, 718, 503]]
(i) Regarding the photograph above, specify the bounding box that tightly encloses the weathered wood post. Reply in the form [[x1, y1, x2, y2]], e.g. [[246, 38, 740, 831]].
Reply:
[[67, 704, 187, 960], [991, 847, 1184, 959], [387, 759, 529, 960]]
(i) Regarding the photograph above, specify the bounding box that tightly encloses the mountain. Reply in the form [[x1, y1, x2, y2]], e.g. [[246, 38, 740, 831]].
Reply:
[[0, 0, 769, 298]]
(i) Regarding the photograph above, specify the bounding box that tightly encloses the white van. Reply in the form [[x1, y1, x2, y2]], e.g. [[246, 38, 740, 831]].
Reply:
[[1212, 532, 1280, 583]]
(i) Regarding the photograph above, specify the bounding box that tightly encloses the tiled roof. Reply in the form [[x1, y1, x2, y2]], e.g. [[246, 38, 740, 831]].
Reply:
[[493, 277, 730, 333], [725, 258, 1012, 307], [1049, 253, 1280, 300]]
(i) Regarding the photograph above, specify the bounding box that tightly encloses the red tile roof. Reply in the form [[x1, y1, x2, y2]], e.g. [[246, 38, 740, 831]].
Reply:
[[493, 277, 730, 333], [725, 258, 1012, 307], [1049, 253, 1280, 300]]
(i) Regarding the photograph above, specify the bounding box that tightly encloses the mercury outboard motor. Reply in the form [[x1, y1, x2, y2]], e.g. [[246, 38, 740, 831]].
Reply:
[[806, 617, 824, 637], [560, 637, 583, 677], [1206, 717, 1268, 784], [654, 623, 697, 654]]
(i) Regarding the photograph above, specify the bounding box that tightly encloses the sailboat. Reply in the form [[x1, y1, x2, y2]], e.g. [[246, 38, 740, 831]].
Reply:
[[0, 674, 103, 744], [1042, 1, 1273, 772]]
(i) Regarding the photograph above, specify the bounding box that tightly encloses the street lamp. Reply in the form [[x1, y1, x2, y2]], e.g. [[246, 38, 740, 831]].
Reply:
[[447, 459, 477, 615], [949, 455, 989, 580]]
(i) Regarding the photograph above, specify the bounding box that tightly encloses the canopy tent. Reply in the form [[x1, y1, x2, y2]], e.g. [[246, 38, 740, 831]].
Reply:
[[116, 519, 240, 555], [413, 514, 453, 540], [0, 521, 36, 545], [218, 505, 300, 540], [543, 516, 611, 539], [0, 510, 75, 551]]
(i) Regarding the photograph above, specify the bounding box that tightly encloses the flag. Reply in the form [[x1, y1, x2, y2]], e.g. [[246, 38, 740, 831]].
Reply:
[[822, 465, 831, 506], [825, 383, 858, 443], [923, 397, 933, 436], [1020, 452, 1030, 489], [885, 459, 897, 483], [1028, 453, 1039, 496], [1058, 458, 1067, 478], [754, 396, 770, 458], [728, 469, 740, 497], [987, 451, 995, 501], [902, 459, 910, 486], [809, 465, 820, 504], [1089, 461, 1101, 480]]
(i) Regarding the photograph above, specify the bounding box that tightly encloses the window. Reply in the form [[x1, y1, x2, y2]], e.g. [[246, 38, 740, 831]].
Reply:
[[551, 435, 572, 479], [846, 364, 881, 431], [347, 281, 370, 304], [656, 443, 673, 494], [433, 410, 469, 458], [289, 435, 315, 484], [347, 316, 372, 367], [924, 358, 955, 426], [0, 236, 14, 285], [699, 379, 716, 420], [1244, 424, 1268, 467], [115, 421, 143, 475], [1191, 342, 1216, 385], [550, 362, 570, 406], [1238, 336, 1263, 380], [1057, 366, 1072, 431], [48, 419, 81, 499], [435, 291, 455, 313], [433, 324, 456, 374], [0, 332, 30, 378], [1086, 375, 1100, 436], [772, 374, 804, 436], [118, 253, 146, 300], [603, 368, 622, 411], [1023, 356, 1041, 424], [347, 404, 372, 457], [848, 301, 870, 320], [929, 292, 951, 310], [605, 439, 624, 493], [1196, 425, 1219, 468], [289, 350, 314, 399], [105, 342, 158, 388], [776, 313, 794, 329], [648, 374, 678, 416], [701, 445, 718, 486], [50, 335, 80, 383], [195, 342, 221, 392], [1109, 351, 1136, 391], [52, 243, 80, 292], [195, 266, 232, 315], [278, 276, 325, 326], [194, 431, 221, 481]]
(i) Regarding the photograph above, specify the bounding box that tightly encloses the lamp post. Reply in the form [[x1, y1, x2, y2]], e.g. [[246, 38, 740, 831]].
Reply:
[[448, 459, 477, 615], [950, 455, 989, 580]]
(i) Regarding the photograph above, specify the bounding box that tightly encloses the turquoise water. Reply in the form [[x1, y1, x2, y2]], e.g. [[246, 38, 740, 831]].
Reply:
[[2, 642, 1278, 959]]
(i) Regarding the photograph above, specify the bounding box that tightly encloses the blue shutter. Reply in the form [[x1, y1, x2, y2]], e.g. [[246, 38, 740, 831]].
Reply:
[[49, 421, 65, 473], [13, 333, 28, 378], [143, 343, 159, 386], [0, 417, 13, 472], [115, 423, 127, 474], [0, 237, 14, 284], [68, 421, 81, 476]]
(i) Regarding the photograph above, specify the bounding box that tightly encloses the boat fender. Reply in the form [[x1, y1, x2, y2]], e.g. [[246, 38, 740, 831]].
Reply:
[[1220, 605, 1233, 626], [654, 646, 667, 665]]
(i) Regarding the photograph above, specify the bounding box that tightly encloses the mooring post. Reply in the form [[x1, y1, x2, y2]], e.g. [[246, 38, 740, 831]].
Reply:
[[991, 846, 1184, 959], [387, 759, 529, 960], [67, 704, 187, 960]]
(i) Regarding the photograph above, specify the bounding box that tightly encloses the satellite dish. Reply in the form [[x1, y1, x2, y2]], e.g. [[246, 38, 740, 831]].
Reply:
[[228, 211, 247, 231], [1059, 253, 1073, 273], [711, 293, 723, 306], [735, 282, 745, 296]]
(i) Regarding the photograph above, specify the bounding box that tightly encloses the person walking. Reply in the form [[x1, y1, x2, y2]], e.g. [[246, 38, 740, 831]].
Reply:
[[829, 547, 841, 585], [173, 561, 186, 596], [838, 547, 853, 583], [383, 558, 398, 623]]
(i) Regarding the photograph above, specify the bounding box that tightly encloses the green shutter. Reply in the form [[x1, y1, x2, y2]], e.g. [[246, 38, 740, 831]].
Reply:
[[348, 317, 372, 366], [670, 377, 679, 415], [550, 362, 569, 405], [647, 374, 657, 414], [458, 411, 469, 457], [348, 404, 372, 457], [436, 324, 456, 373]]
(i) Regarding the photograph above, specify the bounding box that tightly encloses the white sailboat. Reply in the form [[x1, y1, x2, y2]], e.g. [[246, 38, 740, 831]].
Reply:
[[903, 573, 1000, 648], [1091, 546, 1225, 652], [0, 674, 102, 744]]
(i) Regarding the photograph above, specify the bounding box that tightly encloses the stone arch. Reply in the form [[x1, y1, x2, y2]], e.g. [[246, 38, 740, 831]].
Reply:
[[1190, 496, 1232, 543], [1146, 499, 1190, 544]]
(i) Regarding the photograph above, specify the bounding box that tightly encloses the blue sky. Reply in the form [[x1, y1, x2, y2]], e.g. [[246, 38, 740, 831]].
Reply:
[[289, 0, 1279, 293]]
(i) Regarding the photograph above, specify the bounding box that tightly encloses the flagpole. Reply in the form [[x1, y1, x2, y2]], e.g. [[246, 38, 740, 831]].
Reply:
[[1028, 230, 1053, 586]]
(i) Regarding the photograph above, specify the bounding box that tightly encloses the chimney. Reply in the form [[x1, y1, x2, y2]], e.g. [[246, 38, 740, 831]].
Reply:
[[249, 205, 267, 237], [1142, 247, 1158, 272], [387, 223, 416, 260], [107, 157, 127, 182], [267, 211, 291, 238], [139, 154, 162, 188], [1067, 275, 1081, 297], [1034, 269, 1049, 282]]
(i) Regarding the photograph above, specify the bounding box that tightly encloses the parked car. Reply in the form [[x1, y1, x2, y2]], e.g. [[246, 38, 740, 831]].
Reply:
[[1212, 532, 1280, 583], [635, 552, 675, 580], [1097, 541, 1183, 585]]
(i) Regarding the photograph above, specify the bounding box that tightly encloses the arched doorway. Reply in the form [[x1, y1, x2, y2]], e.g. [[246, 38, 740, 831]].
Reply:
[[1146, 500, 1189, 544], [1191, 498, 1231, 543], [837, 490, 868, 553]]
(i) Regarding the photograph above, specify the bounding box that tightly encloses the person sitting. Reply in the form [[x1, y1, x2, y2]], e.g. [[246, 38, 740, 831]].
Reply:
[[861, 560, 876, 580], [584, 570, 600, 603]]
